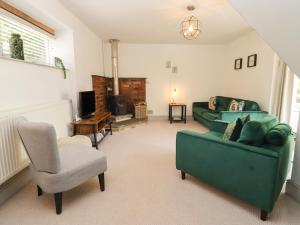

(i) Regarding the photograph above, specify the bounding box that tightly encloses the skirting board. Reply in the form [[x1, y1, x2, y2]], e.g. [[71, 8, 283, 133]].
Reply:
[[286, 179, 300, 203], [0, 167, 31, 206]]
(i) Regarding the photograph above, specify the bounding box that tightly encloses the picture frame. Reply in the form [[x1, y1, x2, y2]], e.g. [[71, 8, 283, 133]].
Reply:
[[166, 61, 171, 68], [172, 66, 178, 73], [247, 54, 257, 67], [234, 58, 243, 70]]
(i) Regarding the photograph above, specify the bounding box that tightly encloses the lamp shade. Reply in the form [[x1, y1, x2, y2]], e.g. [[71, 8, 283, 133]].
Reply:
[[180, 15, 201, 40]]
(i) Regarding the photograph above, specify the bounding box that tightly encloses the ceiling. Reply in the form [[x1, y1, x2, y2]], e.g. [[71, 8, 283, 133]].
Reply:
[[59, 0, 252, 44]]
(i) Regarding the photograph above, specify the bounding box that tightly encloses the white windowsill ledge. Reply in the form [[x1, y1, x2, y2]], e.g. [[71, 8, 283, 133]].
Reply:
[[0, 55, 69, 71]]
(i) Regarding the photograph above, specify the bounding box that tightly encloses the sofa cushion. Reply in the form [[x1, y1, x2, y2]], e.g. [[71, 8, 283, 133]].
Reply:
[[223, 120, 238, 141], [243, 100, 260, 111], [238, 116, 278, 146], [202, 111, 219, 121], [216, 96, 232, 111], [215, 96, 260, 112], [193, 107, 210, 116], [223, 115, 250, 141], [265, 123, 292, 146], [208, 96, 216, 110], [228, 100, 239, 111]]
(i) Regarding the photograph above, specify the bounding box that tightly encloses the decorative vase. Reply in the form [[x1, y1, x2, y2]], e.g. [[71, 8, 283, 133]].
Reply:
[[9, 33, 24, 60]]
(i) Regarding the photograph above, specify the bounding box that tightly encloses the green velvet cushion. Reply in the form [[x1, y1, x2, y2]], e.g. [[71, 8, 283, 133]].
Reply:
[[202, 111, 219, 121], [265, 123, 292, 146], [238, 116, 278, 146], [223, 115, 250, 141], [215, 96, 260, 112], [193, 107, 210, 116], [216, 96, 232, 111]]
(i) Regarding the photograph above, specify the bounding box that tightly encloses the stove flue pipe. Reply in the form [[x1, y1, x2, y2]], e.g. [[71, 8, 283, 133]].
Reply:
[[109, 39, 120, 95]]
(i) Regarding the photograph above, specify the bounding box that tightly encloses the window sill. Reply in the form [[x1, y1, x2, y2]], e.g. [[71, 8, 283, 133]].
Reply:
[[0, 55, 68, 71]]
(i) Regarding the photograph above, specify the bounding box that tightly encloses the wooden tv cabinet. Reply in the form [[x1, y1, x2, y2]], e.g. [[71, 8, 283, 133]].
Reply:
[[72, 112, 112, 149]]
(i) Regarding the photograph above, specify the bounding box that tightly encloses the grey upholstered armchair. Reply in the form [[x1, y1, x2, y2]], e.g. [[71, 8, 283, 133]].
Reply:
[[16, 118, 107, 214]]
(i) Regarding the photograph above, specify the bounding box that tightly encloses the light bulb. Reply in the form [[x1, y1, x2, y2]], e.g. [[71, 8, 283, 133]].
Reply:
[[188, 25, 194, 32]]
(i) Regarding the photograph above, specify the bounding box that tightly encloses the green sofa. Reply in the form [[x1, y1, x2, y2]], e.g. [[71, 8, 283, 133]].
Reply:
[[193, 96, 267, 127], [176, 115, 293, 221]]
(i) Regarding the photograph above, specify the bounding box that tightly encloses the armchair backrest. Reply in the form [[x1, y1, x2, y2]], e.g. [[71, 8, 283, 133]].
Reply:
[[16, 117, 61, 174]]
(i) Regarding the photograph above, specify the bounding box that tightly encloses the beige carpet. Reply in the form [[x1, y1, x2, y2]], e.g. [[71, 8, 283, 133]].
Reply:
[[1, 119, 300, 225]]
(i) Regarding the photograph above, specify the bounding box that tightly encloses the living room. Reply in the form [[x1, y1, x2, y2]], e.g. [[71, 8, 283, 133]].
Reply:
[[0, 0, 300, 224]]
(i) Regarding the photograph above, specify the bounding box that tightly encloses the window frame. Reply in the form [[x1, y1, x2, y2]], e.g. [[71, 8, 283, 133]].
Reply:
[[0, 9, 55, 67]]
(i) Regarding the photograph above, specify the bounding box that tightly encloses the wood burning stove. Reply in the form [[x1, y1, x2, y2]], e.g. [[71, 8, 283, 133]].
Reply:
[[107, 95, 128, 115]]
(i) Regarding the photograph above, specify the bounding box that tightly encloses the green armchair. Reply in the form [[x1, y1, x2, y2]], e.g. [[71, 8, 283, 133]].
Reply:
[[176, 115, 293, 220]]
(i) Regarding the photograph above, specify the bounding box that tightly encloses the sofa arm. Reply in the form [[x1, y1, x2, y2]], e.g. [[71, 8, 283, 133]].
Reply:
[[220, 111, 268, 122], [193, 102, 209, 109], [209, 120, 229, 133]]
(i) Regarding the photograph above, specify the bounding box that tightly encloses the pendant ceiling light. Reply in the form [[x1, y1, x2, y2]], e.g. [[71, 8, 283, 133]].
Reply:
[[180, 5, 201, 40]]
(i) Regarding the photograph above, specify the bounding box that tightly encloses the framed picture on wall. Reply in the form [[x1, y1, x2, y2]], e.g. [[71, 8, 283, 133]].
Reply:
[[247, 54, 257, 67], [234, 58, 243, 70]]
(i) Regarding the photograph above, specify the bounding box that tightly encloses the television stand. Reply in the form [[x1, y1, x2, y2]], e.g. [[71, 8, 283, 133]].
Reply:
[[72, 112, 112, 149]]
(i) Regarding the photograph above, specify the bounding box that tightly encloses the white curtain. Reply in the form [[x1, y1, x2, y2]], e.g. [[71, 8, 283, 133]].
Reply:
[[280, 67, 294, 123], [270, 55, 294, 123]]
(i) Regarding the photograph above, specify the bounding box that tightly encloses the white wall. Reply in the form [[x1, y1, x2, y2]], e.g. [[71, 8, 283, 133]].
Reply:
[[103, 34, 276, 115], [222, 31, 276, 111], [0, 58, 68, 110], [104, 43, 225, 116], [229, 0, 300, 78], [0, 0, 104, 113]]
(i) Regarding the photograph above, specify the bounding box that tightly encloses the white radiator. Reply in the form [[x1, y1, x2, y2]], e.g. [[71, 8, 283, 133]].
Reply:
[[0, 100, 73, 185]]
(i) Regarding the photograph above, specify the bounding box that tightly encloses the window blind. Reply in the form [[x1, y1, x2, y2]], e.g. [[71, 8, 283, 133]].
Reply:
[[0, 14, 54, 65]]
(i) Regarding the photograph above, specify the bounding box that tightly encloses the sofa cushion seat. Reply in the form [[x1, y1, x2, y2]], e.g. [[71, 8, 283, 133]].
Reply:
[[201, 111, 219, 121], [193, 107, 210, 116]]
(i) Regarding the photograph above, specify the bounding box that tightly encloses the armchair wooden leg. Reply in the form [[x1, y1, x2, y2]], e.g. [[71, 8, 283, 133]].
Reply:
[[98, 173, 105, 191], [260, 209, 268, 221], [181, 171, 186, 180], [54, 193, 62, 215], [37, 185, 43, 196]]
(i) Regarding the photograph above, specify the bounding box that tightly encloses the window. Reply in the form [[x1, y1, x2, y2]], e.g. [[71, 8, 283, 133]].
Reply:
[[0, 14, 54, 65], [290, 74, 300, 132]]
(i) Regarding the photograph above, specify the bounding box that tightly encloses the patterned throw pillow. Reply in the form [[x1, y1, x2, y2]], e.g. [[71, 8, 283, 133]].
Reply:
[[208, 96, 216, 111], [228, 100, 245, 111], [238, 101, 245, 111], [223, 120, 237, 140], [228, 100, 239, 111], [223, 115, 250, 141]]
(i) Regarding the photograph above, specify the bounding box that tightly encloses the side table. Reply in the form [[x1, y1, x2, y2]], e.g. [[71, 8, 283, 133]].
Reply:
[[168, 103, 187, 124]]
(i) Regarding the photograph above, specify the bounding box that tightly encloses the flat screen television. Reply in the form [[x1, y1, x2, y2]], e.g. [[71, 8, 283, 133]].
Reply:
[[79, 91, 96, 118]]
